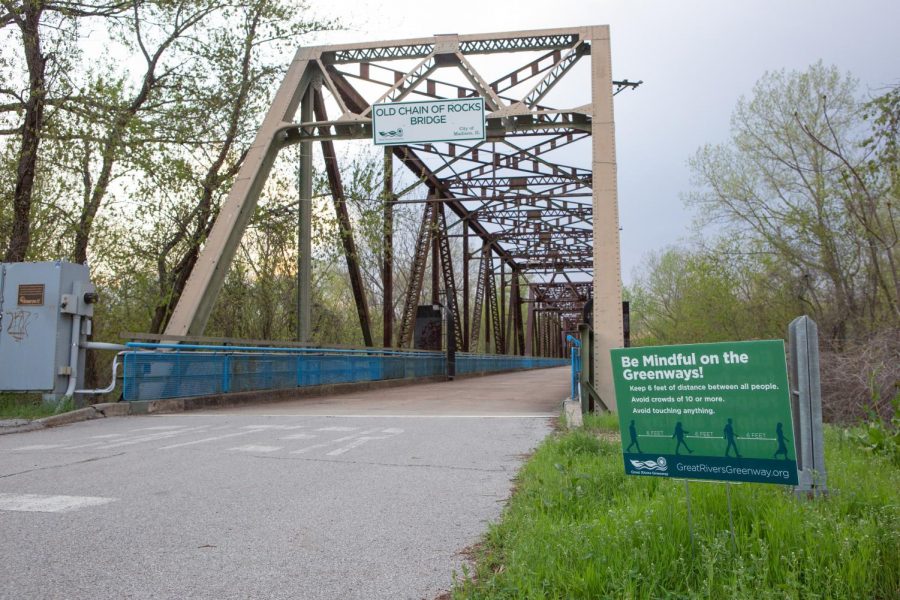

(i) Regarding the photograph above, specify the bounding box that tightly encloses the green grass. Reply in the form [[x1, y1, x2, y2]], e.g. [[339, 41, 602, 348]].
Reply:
[[0, 393, 60, 420], [452, 418, 900, 599], [582, 411, 621, 432]]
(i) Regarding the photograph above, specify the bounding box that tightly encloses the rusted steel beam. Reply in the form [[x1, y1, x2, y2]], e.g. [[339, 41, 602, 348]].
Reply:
[[501, 261, 509, 352], [313, 89, 373, 347], [490, 48, 562, 94], [452, 132, 589, 180], [431, 199, 440, 305], [484, 251, 492, 352], [405, 140, 591, 181], [364, 55, 440, 112], [521, 42, 589, 108], [437, 204, 463, 350], [470, 247, 488, 351], [333, 62, 554, 113], [472, 207, 593, 221], [397, 201, 434, 347], [488, 261, 505, 354], [514, 274, 526, 356], [525, 285, 535, 356], [445, 174, 591, 188], [323, 31, 582, 64]]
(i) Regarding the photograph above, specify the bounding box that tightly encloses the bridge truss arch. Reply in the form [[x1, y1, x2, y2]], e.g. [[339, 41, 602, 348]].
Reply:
[[163, 26, 628, 409]]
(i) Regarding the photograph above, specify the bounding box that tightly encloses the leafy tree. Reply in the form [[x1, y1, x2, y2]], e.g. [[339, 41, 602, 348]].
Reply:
[[0, 0, 133, 261], [687, 62, 896, 344], [629, 238, 807, 346]]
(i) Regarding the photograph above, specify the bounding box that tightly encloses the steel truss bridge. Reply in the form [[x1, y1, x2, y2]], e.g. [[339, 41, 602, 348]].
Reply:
[[162, 26, 632, 408]]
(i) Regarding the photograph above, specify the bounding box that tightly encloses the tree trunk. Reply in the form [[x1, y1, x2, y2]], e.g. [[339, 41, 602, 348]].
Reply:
[[4, 4, 46, 262]]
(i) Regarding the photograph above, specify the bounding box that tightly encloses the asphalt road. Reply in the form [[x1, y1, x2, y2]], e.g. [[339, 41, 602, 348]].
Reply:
[[0, 367, 567, 599]]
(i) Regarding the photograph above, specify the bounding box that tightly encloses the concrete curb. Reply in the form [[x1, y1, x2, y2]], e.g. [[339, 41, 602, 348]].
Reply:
[[1, 406, 97, 435], [0, 420, 45, 435], [0, 401, 142, 435], [563, 399, 583, 428]]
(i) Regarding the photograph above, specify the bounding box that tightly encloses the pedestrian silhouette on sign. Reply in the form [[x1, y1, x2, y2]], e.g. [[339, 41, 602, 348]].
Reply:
[[724, 418, 741, 458], [672, 422, 693, 455], [774, 422, 791, 460], [626, 420, 642, 453]]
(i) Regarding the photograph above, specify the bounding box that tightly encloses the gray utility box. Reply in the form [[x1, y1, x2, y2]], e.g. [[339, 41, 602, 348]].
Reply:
[[0, 262, 95, 395]]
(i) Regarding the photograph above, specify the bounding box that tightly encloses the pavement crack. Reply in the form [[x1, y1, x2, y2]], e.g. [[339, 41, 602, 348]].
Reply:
[[0, 452, 126, 479], [251, 454, 508, 473]]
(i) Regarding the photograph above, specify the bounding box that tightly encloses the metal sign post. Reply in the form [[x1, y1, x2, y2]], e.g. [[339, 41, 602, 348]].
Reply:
[[788, 316, 828, 497]]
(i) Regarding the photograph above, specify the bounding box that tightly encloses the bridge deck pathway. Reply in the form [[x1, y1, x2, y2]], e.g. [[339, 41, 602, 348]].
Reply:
[[0, 366, 568, 600]]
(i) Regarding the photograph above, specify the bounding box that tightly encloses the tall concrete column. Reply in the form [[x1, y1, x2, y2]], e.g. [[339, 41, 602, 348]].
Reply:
[[590, 26, 624, 410]]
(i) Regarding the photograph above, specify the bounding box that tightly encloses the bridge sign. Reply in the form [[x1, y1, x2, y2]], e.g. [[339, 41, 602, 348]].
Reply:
[[611, 340, 799, 485], [372, 98, 485, 145]]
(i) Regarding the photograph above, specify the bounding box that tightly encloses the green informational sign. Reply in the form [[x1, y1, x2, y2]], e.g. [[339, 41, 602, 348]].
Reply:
[[372, 98, 485, 145], [611, 340, 799, 485]]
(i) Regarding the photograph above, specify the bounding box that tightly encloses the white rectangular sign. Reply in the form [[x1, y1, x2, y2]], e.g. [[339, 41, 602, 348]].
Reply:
[[372, 98, 485, 145]]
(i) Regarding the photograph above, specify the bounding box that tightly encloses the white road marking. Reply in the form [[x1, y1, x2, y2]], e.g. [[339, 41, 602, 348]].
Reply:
[[241, 425, 307, 431], [96, 426, 211, 449], [62, 442, 108, 450], [0, 493, 116, 513], [91, 434, 125, 439], [381, 428, 404, 434], [13, 444, 63, 451], [290, 444, 331, 454], [316, 426, 358, 432], [333, 428, 383, 442], [159, 430, 256, 450], [326, 436, 389, 456], [280, 433, 316, 440], [130, 426, 189, 431], [229, 445, 282, 453]]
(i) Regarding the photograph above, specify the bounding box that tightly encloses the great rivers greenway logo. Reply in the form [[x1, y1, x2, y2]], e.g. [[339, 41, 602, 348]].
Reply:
[[629, 457, 668, 472]]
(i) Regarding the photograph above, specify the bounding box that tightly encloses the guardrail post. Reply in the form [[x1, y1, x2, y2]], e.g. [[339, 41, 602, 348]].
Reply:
[[223, 354, 231, 393], [566, 334, 581, 402], [788, 316, 827, 497], [446, 307, 456, 380]]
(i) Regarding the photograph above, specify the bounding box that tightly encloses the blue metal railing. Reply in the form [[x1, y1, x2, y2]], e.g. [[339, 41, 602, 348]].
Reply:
[[566, 335, 582, 401], [122, 343, 567, 401]]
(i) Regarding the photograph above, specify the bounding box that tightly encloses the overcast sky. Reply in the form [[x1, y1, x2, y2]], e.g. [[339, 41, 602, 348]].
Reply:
[[310, 0, 900, 284]]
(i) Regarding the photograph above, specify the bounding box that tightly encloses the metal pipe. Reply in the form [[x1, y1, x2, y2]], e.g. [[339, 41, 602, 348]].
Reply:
[[76, 351, 124, 395], [81, 341, 127, 351], [63, 315, 82, 399], [124, 342, 444, 357]]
